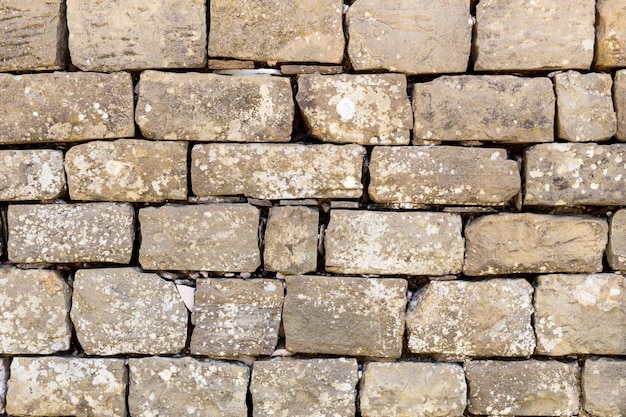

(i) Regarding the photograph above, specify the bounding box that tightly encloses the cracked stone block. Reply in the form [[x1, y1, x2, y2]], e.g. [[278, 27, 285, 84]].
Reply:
[[609, 209, 626, 271], [0, 149, 65, 201], [0, 357, 7, 414], [583, 358, 626, 417], [616, 71, 626, 141], [596, 0, 626, 68]]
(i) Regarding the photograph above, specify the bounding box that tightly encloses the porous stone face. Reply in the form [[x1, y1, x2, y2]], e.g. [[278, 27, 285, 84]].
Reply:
[[0, 149, 65, 201], [66, 0, 206, 71], [359, 362, 467, 417], [296, 74, 413, 145], [535, 273, 626, 355], [136, 71, 294, 142], [65, 139, 187, 202], [464, 213, 608, 275], [139, 204, 260, 272], [283, 275, 407, 358], [465, 360, 580, 416], [325, 210, 464, 275], [192, 144, 365, 199], [71, 268, 188, 355], [8, 203, 135, 264], [0, 357, 7, 414], [6, 357, 127, 417], [0, 72, 134, 144], [616, 71, 626, 141], [369, 146, 520, 205], [609, 209, 626, 271], [595, 0, 626, 68], [129, 357, 249, 417], [474, 0, 595, 71], [346, 0, 471, 74], [583, 358, 626, 417], [190, 278, 284, 358], [412, 75, 555, 143]]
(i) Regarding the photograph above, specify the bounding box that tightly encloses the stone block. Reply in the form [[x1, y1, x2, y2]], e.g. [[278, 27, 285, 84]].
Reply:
[[609, 209, 626, 271], [139, 204, 260, 272], [65, 139, 187, 202], [583, 358, 626, 417], [464, 213, 607, 275], [412, 75, 555, 143], [616, 70, 626, 141], [535, 273, 626, 355], [67, 0, 206, 71], [283, 275, 407, 358], [0, 357, 7, 414], [192, 144, 365, 199], [369, 146, 520, 205], [596, 0, 626, 68], [325, 210, 464, 275], [136, 71, 294, 142], [8, 203, 135, 264], [0, 149, 65, 201]]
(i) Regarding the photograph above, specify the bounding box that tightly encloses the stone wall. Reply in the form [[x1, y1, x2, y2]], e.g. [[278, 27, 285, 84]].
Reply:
[[0, 1, 625, 416]]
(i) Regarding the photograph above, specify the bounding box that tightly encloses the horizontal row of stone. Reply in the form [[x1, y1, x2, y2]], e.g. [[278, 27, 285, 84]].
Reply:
[[2, 71, 626, 144]]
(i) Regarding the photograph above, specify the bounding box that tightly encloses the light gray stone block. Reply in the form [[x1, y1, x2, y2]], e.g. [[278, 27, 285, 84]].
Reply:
[[0, 149, 65, 201], [583, 358, 626, 417]]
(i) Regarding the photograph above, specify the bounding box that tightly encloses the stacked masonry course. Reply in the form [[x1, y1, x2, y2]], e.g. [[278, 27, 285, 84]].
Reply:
[[1, 0, 626, 416]]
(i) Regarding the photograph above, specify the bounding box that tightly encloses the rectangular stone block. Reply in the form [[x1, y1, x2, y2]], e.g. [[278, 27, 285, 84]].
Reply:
[[609, 209, 626, 271], [0, 72, 134, 144], [65, 139, 187, 202], [412, 75, 555, 143], [616, 70, 626, 141], [596, 0, 626, 68], [369, 146, 520, 205], [8, 203, 135, 264], [325, 210, 464, 275], [464, 213, 607, 275], [0, 149, 65, 201], [138, 204, 260, 272], [192, 144, 365, 200], [583, 358, 626, 417], [0, 357, 7, 414], [136, 71, 294, 142]]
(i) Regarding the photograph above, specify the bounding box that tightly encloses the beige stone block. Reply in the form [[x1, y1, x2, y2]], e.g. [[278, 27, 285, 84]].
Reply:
[[596, 0, 626, 68], [0, 357, 7, 414], [609, 209, 626, 271], [0, 149, 65, 201], [616, 70, 626, 141], [583, 358, 626, 417]]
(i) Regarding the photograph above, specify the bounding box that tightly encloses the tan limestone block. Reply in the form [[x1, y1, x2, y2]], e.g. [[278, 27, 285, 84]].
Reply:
[[616, 70, 626, 141], [609, 209, 626, 271], [583, 358, 626, 417], [596, 0, 626, 68], [0, 149, 65, 201]]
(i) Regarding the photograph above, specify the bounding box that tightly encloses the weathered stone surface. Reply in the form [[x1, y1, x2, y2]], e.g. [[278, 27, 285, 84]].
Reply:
[[583, 358, 626, 417], [325, 210, 464, 275], [596, 0, 626, 68], [209, 0, 344, 64], [283, 275, 407, 358], [609, 209, 626, 271], [346, 0, 471, 74], [297, 74, 413, 145], [0, 149, 65, 201], [136, 71, 294, 142], [535, 273, 626, 355], [8, 203, 135, 264], [360, 362, 467, 417], [129, 357, 249, 417], [192, 144, 365, 199], [0, 268, 71, 354], [412, 75, 555, 143], [208, 59, 255, 70], [465, 360, 580, 416], [369, 146, 520, 205], [617, 70, 626, 141], [280, 64, 343, 75], [7, 357, 127, 417], [251, 358, 358, 417], [139, 204, 260, 272], [66, 139, 187, 202], [474, 0, 595, 71], [464, 213, 608, 275], [67, 0, 206, 71], [525, 143, 626, 205], [0, 357, 7, 414], [191, 278, 283, 358]]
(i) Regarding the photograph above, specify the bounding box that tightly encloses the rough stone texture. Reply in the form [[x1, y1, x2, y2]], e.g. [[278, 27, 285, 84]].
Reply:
[[191, 278, 284, 358], [283, 275, 407, 358], [406, 279, 535, 359], [66, 0, 206, 71], [325, 210, 464, 275], [464, 213, 608, 275], [296, 74, 413, 145], [136, 71, 294, 142], [617, 71, 626, 141], [596, 0, 626, 68], [65, 139, 187, 202], [192, 144, 365, 199], [264, 206, 319, 275], [251, 358, 358, 417], [535, 273, 626, 355], [583, 358, 626, 417], [346, 0, 471, 74], [8, 203, 135, 264], [465, 360, 580, 416], [525, 143, 626, 205], [0, 268, 71, 354], [6, 357, 127, 417], [0, 357, 7, 414], [359, 362, 467, 417], [609, 209, 626, 271], [412, 75, 555, 143], [209, 0, 344, 64], [474, 0, 595, 71], [139, 204, 260, 272], [0, 149, 65, 201], [369, 146, 520, 205], [129, 357, 249, 417], [71, 268, 188, 355]]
